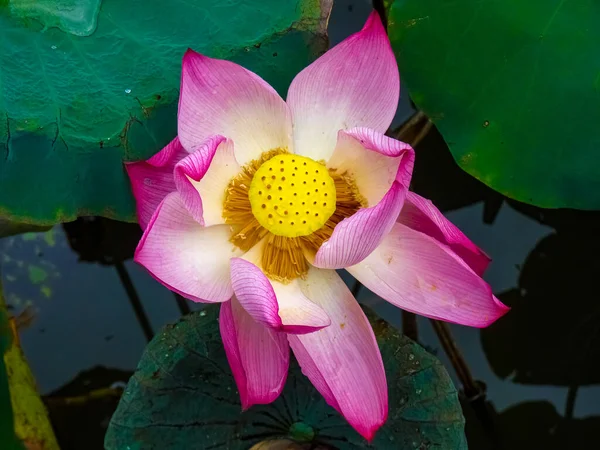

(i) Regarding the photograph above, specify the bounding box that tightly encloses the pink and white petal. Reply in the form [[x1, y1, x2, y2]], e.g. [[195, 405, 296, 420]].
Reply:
[[179, 50, 293, 165], [347, 223, 509, 327], [230, 243, 330, 333], [399, 192, 491, 275], [286, 331, 341, 413], [327, 128, 414, 205], [271, 279, 331, 334], [313, 143, 414, 269], [126, 137, 188, 229], [288, 268, 387, 442], [230, 256, 281, 329], [313, 183, 403, 269], [174, 136, 240, 226], [134, 192, 241, 302], [219, 300, 248, 406], [287, 12, 399, 161], [146, 137, 189, 166], [220, 298, 289, 410]]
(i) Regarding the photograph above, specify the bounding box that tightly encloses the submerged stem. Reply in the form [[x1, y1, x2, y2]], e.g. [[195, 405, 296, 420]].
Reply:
[[565, 384, 579, 420], [402, 311, 419, 341], [430, 319, 479, 397], [115, 261, 153, 342]]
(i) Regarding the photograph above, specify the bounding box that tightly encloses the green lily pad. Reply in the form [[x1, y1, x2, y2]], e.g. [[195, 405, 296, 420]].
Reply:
[[386, 0, 600, 209], [0, 0, 331, 225], [105, 305, 466, 449]]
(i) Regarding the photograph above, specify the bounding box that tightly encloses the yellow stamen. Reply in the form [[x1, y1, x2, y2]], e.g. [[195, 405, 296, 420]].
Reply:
[[222, 150, 364, 283], [222, 149, 286, 252]]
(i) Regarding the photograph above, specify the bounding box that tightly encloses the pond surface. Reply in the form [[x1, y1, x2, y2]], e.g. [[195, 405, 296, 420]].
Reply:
[[1, 1, 599, 449]]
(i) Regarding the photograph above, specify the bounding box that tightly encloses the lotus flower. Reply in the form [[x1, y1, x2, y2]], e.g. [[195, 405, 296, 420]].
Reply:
[[126, 12, 508, 441]]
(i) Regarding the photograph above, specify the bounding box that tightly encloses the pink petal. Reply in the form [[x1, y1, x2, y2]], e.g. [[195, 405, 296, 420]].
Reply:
[[229, 257, 281, 329], [327, 128, 414, 205], [399, 192, 491, 275], [174, 136, 240, 226], [313, 131, 415, 269], [287, 11, 399, 161], [219, 301, 249, 405], [125, 137, 188, 229], [134, 192, 242, 302], [230, 245, 330, 333], [285, 328, 340, 412], [272, 279, 331, 334], [288, 268, 387, 442], [220, 298, 289, 409], [178, 49, 293, 165], [347, 223, 509, 327]]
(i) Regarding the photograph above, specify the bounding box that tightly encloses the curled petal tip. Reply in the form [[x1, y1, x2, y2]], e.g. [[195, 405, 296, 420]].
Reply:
[[240, 400, 251, 412], [494, 295, 511, 314], [183, 47, 200, 59], [364, 9, 384, 30]]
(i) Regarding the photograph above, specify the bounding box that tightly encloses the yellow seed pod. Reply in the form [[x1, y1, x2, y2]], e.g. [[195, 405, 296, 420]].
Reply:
[[248, 154, 336, 238]]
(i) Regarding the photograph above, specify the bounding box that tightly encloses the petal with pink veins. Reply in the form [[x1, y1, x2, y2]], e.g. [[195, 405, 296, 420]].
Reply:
[[399, 192, 491, 275], [230, 243, 330, 333], [327, 128, 414, 205], [313, 129, 414, 269], [178, 50, 292, 165], [288, 268, 387, 442], [219, 298, 289, 409], [125, 137, 188, 229], [347, 223, 509, 327], [134, 192, 241, 302], [287, 12, 399, 161], [174, 136, 240, 226]]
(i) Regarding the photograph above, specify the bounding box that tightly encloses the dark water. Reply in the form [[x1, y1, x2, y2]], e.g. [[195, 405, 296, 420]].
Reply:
[[1, 1, 599, 448]]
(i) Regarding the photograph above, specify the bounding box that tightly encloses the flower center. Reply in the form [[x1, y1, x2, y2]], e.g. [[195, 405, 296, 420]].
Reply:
[[248, 154, 336, 238]]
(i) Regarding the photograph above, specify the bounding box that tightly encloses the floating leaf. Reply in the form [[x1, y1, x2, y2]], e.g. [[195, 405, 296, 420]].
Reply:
[[386, 0, 600, 209], [481, 230, 600, 386], [405, 125, 492, 213], [45, 366, 132, 450], [0, 219, 50, 239], [464, 400, 600, 450], [0, 0, 332, 224], [495, 402, 600, 450], [105, 305, 466, 449], [27, 266, 47, 285], [1, 279, 57, 450], [62, 217, 141, 265], [1, 283, 23, 450]]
